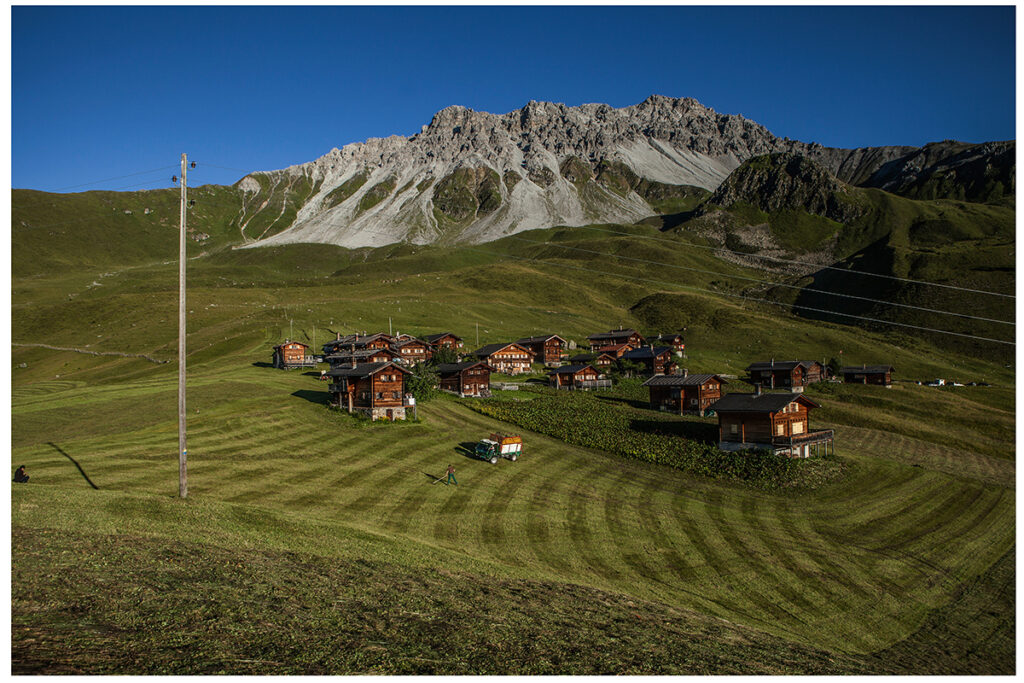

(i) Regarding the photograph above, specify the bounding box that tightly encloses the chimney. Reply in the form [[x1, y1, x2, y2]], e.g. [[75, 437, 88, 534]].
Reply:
[[753, 383, 762, 397], [682, 368, 688, 378], [336, 332, 341, 341]]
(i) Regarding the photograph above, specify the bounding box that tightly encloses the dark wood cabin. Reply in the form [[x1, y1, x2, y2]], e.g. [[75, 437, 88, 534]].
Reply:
[[841, 365, 894, 387], [707, 390, 833, 458], [568, 352, 616, 369], [651, 333, 686, 355], [325, 347, 399, 367], [547, 364, 609, 390], [620, 346, 677, 376], [423, 332, 465, 351], [471, 342, 533, 375], [272, 341, 316, 369], [642, 373, 726, 416], [587, 328, 645, 352], [322, 332, 393, 356], [745, 360, 825, 389], [391, 338, 432, 365], [436, 361, 494, 397], [326, 361, 412, 421], [515, 334, 568, 366], [598, 343, 633, 359]]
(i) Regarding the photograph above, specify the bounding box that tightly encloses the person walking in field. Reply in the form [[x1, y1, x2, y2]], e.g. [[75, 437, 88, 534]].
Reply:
[[446, 463, 457, 486], [13, 465, 29, 483]]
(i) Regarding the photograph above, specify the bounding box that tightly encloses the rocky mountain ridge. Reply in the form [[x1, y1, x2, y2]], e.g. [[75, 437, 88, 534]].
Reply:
[[235, 95, 1012, 250]]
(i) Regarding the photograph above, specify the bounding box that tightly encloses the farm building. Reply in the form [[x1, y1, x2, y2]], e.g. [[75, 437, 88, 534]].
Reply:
[[436, 361, 494, 397], [621, 346, 677, 376], [471, 342, 533, 375], [651, 333, 686, 356], [547, 364, 610, 390], [568, 351, 616, 369], [322, 332, 394, 356], [587, 328, 645, 352], [841, 364, 895, 387], [515, 334, 568, 366], [423, 332, 464, 351], [391, 338, 432, 365], [272, 341, 316, 369], [642, 373, 727, 416], [707, 389, 834, 458], [325, 347, 400, 367], [745, 360, 826, 389], [326, 361, 413, 421]]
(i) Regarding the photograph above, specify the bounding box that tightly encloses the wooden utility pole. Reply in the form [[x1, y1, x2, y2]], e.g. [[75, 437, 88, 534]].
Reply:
[[178, 153, 188, 498]]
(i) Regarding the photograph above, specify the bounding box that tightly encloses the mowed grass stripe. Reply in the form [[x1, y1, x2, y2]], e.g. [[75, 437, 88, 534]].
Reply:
[[523, 449, 583, 577]]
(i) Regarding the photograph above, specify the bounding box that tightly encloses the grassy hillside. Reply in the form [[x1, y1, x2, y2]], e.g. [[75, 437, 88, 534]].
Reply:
[[10, 190, 1016, 673]]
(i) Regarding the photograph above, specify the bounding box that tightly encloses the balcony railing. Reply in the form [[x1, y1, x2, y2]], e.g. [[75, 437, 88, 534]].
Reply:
[[772, 429, 834, 446]]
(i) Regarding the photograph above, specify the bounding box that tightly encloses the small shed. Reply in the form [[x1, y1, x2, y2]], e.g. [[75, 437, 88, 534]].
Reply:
[[841, 365, 894, 387]]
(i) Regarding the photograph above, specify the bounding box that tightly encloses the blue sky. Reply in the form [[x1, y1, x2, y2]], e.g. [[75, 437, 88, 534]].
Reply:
[[12, 5, 1016, 192]]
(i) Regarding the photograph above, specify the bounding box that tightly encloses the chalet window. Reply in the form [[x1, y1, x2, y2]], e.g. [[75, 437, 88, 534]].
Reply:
[[392, 391, 399, 399], [776, 424, 785, 436], [792, 422, 805, 435], [376, 392, 383, 400], [730, 423, 738, 435]]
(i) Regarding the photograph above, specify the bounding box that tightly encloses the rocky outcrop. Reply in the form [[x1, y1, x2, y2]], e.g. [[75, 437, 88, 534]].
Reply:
[[234, 96, 1013, 250], [703, 153, 863, 224], [860, 140, 1015, 202]]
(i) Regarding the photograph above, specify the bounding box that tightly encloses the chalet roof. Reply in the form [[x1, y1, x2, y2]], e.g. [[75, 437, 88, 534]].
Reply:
[[653, 333, 684, 342], [622, 346, 673, 360], [325, 361, 412, 379], [708, 392, 820, 413], [587, 329, 642, 341], [600, 343, 633, 352], [841, 365, 895, 374], [435, 361, 494, 375], [547, 364, 597, 375], [515, 334, 566, 345], [641, 373, 726, 387], [325, 349, 398, 362], [273, 340, 309, 350], [423, 332, 462, 343], [391, 338, 428, 349], [746, 360, 821, 372], [472, 342, 529, 357]]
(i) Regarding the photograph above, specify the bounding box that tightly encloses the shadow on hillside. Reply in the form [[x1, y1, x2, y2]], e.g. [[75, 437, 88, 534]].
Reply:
[[595, 394, 650, 411], [46, 442, 99, 489], [628, 419, 718, 445], [291, 389, 330, 406], [251, 362, 274, 368]]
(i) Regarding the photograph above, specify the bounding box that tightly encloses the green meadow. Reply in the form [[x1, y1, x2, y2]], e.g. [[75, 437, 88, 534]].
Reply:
[[10, 189, 1015, 674]]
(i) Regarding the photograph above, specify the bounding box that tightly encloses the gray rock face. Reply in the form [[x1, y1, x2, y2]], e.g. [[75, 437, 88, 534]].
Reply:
[[236, 96, 1003, 250]]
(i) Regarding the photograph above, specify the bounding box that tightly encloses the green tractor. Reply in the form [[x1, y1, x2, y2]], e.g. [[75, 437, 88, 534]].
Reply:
[[472, 433, 522, 464]]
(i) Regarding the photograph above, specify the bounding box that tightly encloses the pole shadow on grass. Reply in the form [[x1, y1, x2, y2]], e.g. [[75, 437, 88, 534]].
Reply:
[[251, 361, 274, 368], [46, 442, 99, 489]]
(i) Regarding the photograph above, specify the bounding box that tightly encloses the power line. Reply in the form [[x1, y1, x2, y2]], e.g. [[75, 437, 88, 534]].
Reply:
[[46, 164, 180, 192], [454, 244, 1015, 347], [572, 224, 1016, 299], [507, 235, 1015, 326]]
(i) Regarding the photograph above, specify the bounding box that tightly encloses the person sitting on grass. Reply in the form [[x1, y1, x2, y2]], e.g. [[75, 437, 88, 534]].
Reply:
[[446, 463, 457, 486], [13, 465, 29, 483]]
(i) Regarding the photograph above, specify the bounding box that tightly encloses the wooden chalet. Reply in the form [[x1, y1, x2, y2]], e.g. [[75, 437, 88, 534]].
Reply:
[[587, 328, 645, 352], [642, 373, 726, 416], [436, 360, 494, 397], [745, 360, 825, 389], [568, 351, 616, 369], [651, 333, 686, 356], [391, 338, 432, 365], [515, 334, 568, 366], [841, 364, 894, 387], [598, 343, 633, 359], [272, 341, 316, 369], [707, 389, 833, 458], [326, 361, 413, 421], [471, 342, 533, 375], [423, 332, 464, 351], [325, 347, 399, 367], [621, 346, 677, 376], [547, 364, 610, 391], [322, 332, 393, 356]]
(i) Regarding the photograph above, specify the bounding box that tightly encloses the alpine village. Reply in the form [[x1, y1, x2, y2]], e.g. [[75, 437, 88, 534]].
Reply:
[[11, 6, 1015, 675], [274, 326, 894, 459]]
